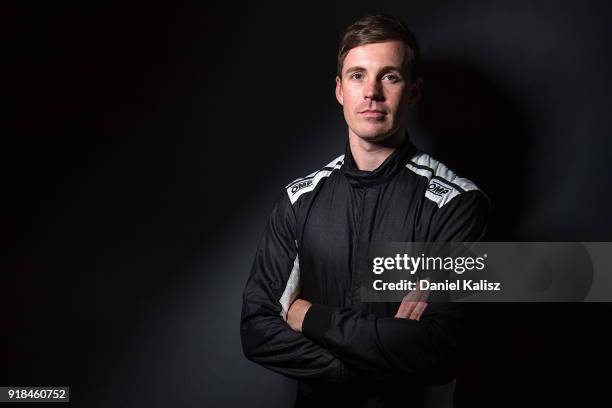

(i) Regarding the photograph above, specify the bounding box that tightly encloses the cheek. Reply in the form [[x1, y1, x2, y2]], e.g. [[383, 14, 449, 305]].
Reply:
[[386, 89, 408, 113], [342, 87, 361, 108]]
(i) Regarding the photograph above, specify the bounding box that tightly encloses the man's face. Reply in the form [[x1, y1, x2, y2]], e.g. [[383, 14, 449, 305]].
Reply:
[[335, 40, 419, 142]]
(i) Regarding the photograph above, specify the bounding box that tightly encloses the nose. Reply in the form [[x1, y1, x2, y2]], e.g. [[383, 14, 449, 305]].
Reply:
[[364, 78, 383, 101]]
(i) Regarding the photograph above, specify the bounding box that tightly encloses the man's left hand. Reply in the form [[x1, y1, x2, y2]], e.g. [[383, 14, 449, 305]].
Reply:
[[395, 279, 430, 320], [287, 299, 312, 332]]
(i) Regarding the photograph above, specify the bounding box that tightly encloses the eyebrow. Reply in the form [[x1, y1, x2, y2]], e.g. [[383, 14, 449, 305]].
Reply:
[[343, 65, 404, 76]]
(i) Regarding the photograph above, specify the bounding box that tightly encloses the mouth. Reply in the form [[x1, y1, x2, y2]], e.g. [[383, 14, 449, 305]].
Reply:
[[359, 110, 386, 119]]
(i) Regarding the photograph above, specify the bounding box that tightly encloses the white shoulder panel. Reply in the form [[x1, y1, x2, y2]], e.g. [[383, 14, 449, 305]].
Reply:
[[279, 253, 300, 320], [406, 152, 480, 208], [285, 154, 345, 205]]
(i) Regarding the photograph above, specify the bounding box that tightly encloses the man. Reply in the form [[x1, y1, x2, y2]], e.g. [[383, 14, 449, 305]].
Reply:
[[241, 14, 489, 407]]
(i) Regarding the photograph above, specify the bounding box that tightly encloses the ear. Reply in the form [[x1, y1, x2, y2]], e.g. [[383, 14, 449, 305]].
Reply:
[[406, 77, 423, 108], [335, 76, 344, 106]]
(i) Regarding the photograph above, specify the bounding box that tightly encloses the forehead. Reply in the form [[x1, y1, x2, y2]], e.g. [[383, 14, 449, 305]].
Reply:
[[342, 40, 407, 73]]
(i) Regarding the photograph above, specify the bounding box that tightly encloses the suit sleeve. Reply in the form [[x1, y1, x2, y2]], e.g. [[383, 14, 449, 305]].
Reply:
[[301, 190, 490, 385], [241, 190, 348, 382]]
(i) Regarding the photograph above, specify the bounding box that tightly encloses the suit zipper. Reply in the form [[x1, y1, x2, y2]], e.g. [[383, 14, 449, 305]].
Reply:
[[349, 186, 367, 307]]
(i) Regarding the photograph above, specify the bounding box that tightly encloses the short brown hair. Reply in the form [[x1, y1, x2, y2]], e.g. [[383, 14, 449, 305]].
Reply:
[[337, 14, 421, 80]]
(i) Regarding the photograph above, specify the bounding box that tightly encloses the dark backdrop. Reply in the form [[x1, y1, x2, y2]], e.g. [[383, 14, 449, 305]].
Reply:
[[4, 1, 612, 407]]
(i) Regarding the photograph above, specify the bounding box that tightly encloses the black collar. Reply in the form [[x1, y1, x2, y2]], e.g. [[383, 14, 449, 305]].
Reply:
[[342, 133, 417, 187]]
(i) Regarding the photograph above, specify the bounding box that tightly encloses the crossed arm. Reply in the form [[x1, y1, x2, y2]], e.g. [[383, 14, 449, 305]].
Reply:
[[287, 294, 428, 333], [240, 190, 488, 384]]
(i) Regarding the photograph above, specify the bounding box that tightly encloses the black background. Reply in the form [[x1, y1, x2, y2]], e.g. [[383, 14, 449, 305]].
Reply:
[[4, 1, 612, 407]]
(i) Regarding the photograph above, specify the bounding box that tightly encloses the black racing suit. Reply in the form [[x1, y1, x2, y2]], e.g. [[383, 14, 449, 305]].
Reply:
[[241, 135, 489, 407]]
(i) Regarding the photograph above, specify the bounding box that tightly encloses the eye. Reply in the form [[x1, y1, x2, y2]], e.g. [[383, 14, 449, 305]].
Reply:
[[382, 73, 402, 82], [350, 72, 363, 80]]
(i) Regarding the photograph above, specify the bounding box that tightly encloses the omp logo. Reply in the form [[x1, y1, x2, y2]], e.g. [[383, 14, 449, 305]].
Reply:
[[291, 179, 313, 194], [427, 181, 451, 196]]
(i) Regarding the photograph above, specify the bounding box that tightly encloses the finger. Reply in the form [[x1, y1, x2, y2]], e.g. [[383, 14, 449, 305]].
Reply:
[[396, 279, 433, 318], [416, 278, 431, 303], [410, 301, 428, 320], [416, 288, 430, 303], [395, 301, 416, 318], [396, 295, 416, 319], [395, 300, 409, 318]]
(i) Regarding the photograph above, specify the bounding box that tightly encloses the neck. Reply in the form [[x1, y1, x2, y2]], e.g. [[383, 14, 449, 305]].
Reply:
[[348, 129, 406, 171]]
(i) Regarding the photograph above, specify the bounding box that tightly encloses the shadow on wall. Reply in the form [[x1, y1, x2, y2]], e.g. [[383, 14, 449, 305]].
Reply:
[[411, 60, 612, 407], [413, 60, 531, 408], [413, 60, 530, 241]]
